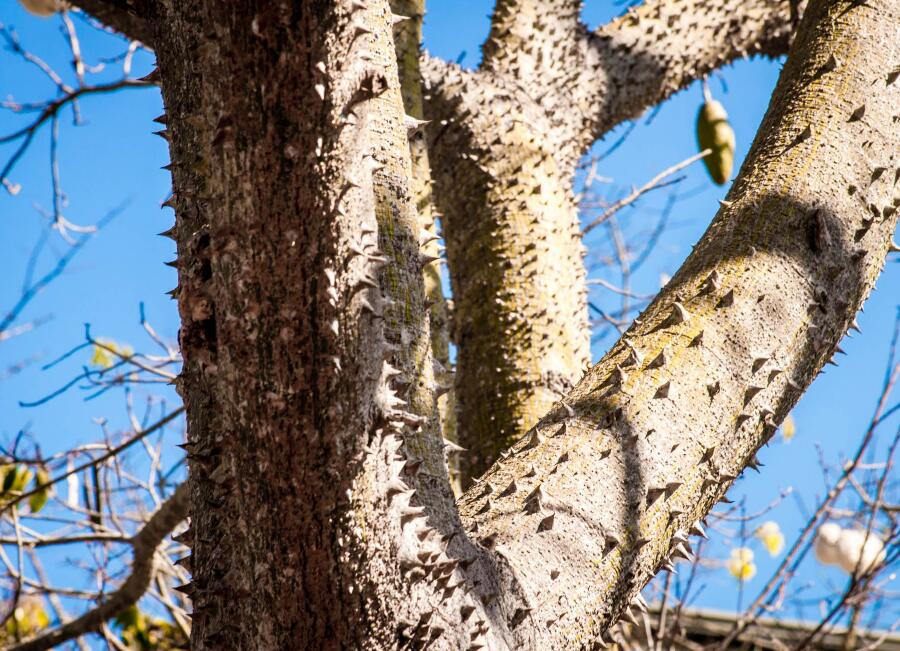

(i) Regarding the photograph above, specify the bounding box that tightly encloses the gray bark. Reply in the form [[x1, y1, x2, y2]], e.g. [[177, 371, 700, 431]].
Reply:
[[451, 0, 899, 646]]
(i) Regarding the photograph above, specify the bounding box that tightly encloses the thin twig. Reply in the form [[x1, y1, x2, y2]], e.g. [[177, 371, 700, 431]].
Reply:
[[582, 150, 710, 235], [8, 483, 190, 651]]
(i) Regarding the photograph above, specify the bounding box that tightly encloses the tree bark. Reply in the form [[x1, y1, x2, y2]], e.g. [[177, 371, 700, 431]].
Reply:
[[424, 59, 591, 480], [153, 1, 458, 647], [450, 0, 899, 646], [76, 0, 899, 648], [390, 0, 461, 492], [423, 0, 802, 479]]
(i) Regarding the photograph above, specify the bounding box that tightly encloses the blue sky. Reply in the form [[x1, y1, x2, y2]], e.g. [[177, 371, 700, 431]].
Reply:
[[1, 0, 898, 635]]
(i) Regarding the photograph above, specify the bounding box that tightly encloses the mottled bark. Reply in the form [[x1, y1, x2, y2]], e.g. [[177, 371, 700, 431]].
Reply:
[[453, 0, 899, 646], [479, 0, 801, 162], [153, 1, 457, 647], [390, 0, 461, 492], [424, 0, 801, 479], [578, 0, 800, 150], [72, 0, 898, 649], [426, 84, 591, 480]]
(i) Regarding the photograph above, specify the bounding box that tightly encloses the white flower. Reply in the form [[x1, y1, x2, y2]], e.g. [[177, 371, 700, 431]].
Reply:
[[727, 547, 756, 581], [836, 528, 886, 574]]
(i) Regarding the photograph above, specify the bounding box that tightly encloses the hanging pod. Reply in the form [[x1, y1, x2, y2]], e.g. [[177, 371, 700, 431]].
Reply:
[[696, 90, 735, 185]]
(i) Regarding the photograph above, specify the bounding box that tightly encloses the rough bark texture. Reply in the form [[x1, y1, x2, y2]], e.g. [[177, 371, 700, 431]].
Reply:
[[390, 0, 461, 493], [151, 0, 514, 647], [153, 1, 455, 647], [452, 0, 899, 646], [425, 66, 591, 480], [73, 0, 898, 648], [423, 0, 802, 479]]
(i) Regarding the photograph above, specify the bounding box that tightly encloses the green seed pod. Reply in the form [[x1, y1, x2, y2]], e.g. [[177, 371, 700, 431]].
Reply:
[[696, 99, 735, 185]]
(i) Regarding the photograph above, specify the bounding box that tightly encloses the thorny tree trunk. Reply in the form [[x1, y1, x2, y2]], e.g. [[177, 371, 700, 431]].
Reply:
[[424, 0, 800, 479], [72, 0, 898, 649], [447, 0, 898, 645], [152, 1, 458, 647], [390, 0, 461, 493]]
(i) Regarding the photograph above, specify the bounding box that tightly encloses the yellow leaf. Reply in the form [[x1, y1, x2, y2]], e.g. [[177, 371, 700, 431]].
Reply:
[[29, 468, 52, 514], [90, 339, 133, 368], [727, 547, 757, 581], [782, 414, 796, 442], [114, 604, 144, 632], [4, 598, 49, 639], [755, 521, 785, 556], [2, 465, 33, 495]]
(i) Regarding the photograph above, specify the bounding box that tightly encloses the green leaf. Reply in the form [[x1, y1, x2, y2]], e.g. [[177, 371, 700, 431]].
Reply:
[[28, 468, 52, 513]]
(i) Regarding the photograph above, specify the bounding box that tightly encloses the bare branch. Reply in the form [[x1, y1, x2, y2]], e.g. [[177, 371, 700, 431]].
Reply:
[[581, 149, 710, 235], [7, 483, 189, 651], [0, 407, 185, 516]]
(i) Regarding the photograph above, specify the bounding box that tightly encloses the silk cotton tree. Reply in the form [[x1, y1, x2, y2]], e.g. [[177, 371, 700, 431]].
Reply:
[[8, 0, 900, 649]]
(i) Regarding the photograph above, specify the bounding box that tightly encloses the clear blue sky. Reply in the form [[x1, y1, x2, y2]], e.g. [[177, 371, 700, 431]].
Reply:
[[1, 0, 898, 634]]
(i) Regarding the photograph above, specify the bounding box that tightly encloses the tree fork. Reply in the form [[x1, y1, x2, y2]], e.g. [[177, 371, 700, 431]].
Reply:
[[452, 0, 899, 645], [68, 0, 898, 648], [423, 0, 802, 482]]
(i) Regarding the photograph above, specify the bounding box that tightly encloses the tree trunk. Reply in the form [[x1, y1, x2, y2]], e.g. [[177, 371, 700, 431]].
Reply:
[[153, 1, 458, 647], [390, 0, 461, 492], [449, 0, 899, 645], [428, 97, 591, 482], [423, 0, 801, 479]]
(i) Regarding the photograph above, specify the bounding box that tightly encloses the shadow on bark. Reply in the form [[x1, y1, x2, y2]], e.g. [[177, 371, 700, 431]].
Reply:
[[436, 189, 866, 642]]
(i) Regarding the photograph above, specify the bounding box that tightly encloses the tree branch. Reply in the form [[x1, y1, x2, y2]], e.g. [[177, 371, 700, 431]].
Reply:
[[419, 0, 800, 471], [581, 148, 710, 235], [70, 0, 154, 47], [450, 0, 899, 644], [8, 483, 189, 651], [574, 0, 800, 150], [480, 0, 584, 85], [424, 0, 800, 166]]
